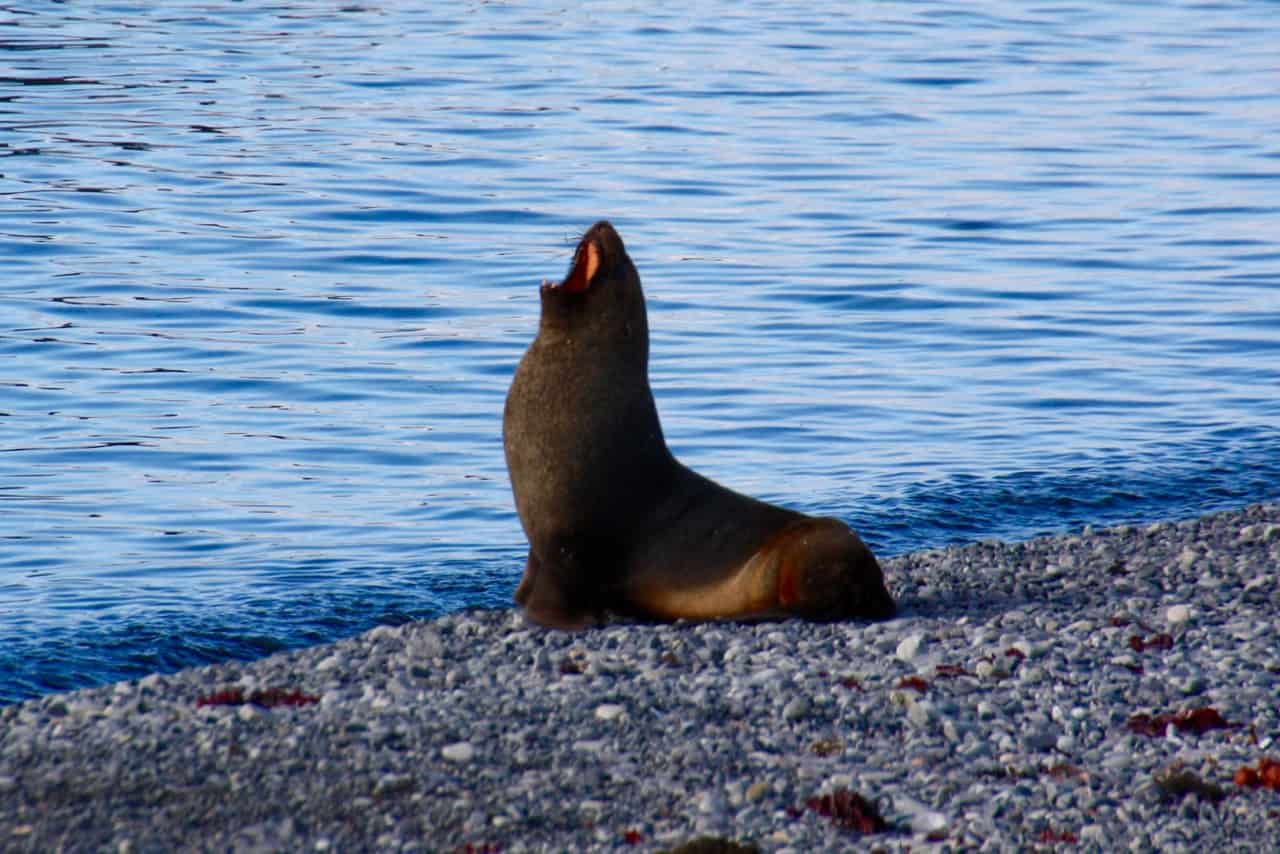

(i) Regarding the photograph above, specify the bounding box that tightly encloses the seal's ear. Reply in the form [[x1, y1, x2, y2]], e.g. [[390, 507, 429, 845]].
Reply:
[[562, 237, 600, 294]]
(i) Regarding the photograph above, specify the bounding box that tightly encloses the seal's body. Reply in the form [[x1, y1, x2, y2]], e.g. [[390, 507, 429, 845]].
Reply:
[[504, 221, 894, 627]]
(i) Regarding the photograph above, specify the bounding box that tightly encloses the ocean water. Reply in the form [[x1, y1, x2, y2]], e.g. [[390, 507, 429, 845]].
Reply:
[[2, 1, 1277, 704]]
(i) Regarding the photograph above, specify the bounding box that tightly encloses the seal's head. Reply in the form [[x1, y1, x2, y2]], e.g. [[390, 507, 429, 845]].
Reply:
[[538, 221, 649, 364]]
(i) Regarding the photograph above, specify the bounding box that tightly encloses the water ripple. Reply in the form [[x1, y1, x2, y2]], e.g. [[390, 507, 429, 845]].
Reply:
[[2, 0, 1278, 703]]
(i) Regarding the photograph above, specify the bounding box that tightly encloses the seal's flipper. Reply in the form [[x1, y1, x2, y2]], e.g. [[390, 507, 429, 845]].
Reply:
[[513, 549, 539, 607], [773, 518, 896, 621], [513, 549, 602, 629]]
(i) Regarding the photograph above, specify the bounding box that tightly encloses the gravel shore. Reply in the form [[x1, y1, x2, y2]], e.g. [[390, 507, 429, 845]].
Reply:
[[3, 504, 1278, 852]]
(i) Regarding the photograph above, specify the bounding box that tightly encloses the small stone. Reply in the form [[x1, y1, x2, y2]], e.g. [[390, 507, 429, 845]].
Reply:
[[896, 633, 926, 661], [696, 791, 727, 815], [746, 781, 770, 802], [1022, 726, 1058, 752], [782, 697, 809, 722], [897, 793, 948, 836], [441, 742, 475, 762], [907, 699, 936, 728], [373, 773, 413, 796], [1018, 665, 1045, 684], [1166, 605, 1193, 624], [1081, 824, 1106, 844], [594, 703, 625, 721]]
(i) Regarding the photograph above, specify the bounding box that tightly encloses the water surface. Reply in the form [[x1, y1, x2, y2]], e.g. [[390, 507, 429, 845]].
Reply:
[[2, 1, 1278, 702]]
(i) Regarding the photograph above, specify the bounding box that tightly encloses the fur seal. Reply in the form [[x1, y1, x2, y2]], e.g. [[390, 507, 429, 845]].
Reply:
[[503, 221, 894, 628]]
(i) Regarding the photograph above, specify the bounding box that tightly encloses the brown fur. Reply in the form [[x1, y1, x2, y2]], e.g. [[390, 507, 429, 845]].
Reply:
[[503, 221, 894, 627]]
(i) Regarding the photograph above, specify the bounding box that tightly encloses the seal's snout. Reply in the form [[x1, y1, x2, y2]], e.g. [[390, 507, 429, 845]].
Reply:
[[581, 219, 620, 249], [558, 221, 625, 294]]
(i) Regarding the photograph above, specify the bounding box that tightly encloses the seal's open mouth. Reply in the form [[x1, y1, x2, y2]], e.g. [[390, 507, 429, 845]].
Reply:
[[559, 234, 600, 294]]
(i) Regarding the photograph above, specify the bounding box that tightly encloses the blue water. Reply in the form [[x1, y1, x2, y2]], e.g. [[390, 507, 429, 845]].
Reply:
[[2, 2, 1277, 704]]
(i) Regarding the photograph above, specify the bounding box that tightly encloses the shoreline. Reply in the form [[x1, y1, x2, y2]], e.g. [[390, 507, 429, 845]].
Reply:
[[2, 503, 1278, 851]]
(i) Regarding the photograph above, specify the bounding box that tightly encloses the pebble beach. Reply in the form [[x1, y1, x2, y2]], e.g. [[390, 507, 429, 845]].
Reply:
[[2, 504, 1278, 852]]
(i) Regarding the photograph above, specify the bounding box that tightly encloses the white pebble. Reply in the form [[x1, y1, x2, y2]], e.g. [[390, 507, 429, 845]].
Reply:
[[441, 742, 475, 762], [782, 697, 809, 722], [594, 703, 625, 721], [907, 699, 936, 728], [1166, 604, 1193, 624], [896, 633, 926, 661]]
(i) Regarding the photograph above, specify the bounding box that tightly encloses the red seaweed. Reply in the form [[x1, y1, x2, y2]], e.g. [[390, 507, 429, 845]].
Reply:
[[896, 676, 929, 693], [1235, 757, 1280, 792], [195, 687, 318, 709], [805, 788, 889, 835], [196, 689, 246, 707], [1127, 707, 1232, 737], [1128, 633, 1174, 653], [1038, 827, 1079, 844]]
